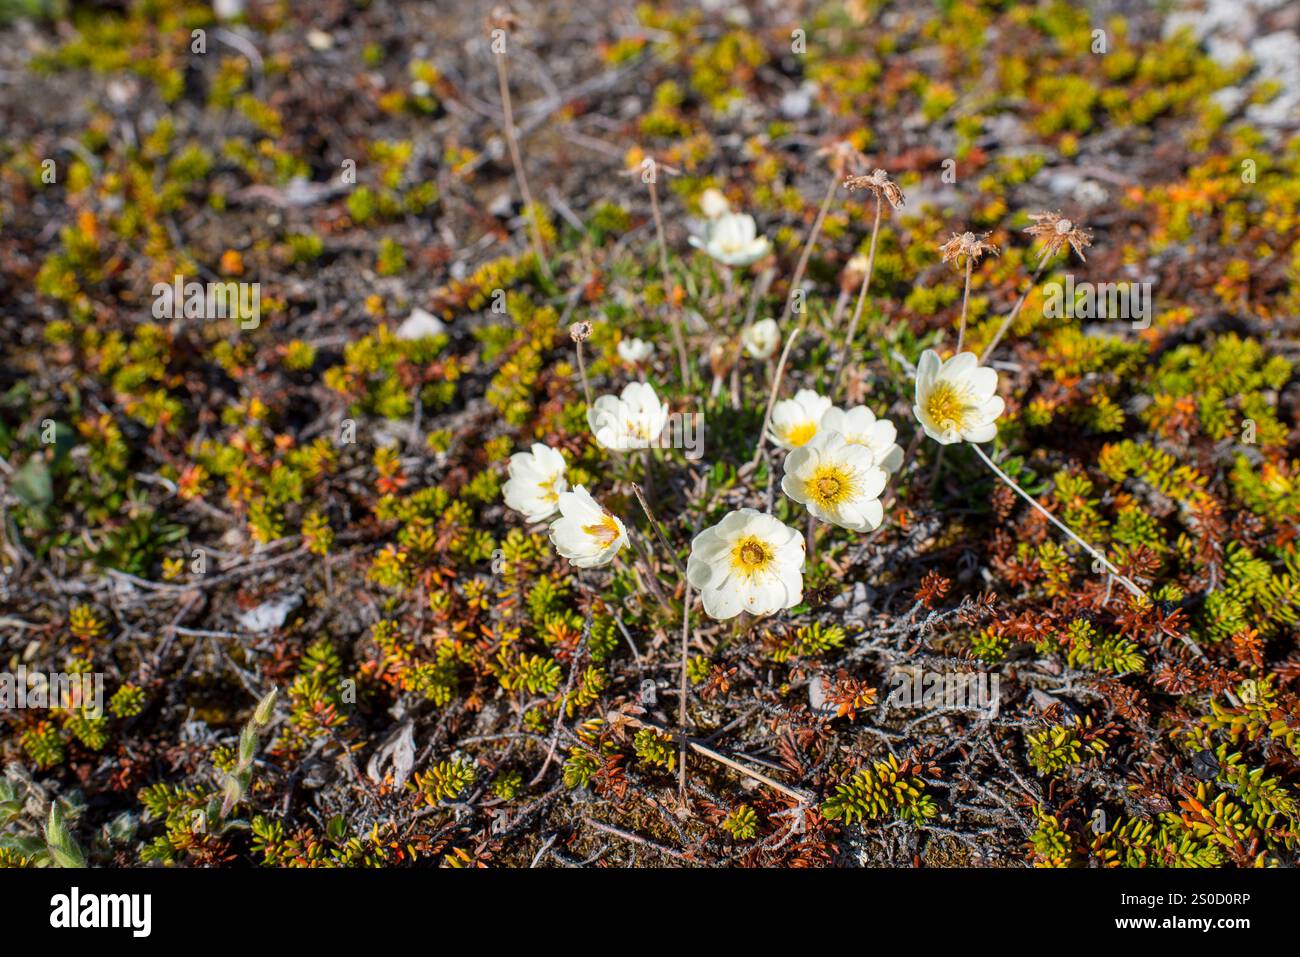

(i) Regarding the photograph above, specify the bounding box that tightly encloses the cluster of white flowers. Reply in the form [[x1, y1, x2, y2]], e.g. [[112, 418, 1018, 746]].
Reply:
[[763, 392, 902, 535], [768, 391, 903, 467], [684, 352, 1005, 619], [502, 380, 673, 571], [501, 348, 1006, 620], [502, 161, 1011, 622], [503, 443, 630, 569]]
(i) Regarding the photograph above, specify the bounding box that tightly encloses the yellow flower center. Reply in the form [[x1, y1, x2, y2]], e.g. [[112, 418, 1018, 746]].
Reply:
[[731, 536, 773, 575], [538, 475, 560, 503], [924, 381, 969, 433], [808, 464, 855, 509], [783, 421, 818, 447], [582, 514, 621, 547]]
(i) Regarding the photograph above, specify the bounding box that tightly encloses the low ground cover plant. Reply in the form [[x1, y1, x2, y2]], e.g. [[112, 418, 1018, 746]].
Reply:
[[1, 0, 1298, 868]]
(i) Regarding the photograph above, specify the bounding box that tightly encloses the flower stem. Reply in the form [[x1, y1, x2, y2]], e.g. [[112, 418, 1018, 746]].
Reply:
[[493, 49, 552, 282], [630, 481, 686, 579], [955, 257, 973, 353], [678, 583, 692, 798], [573, 337, 593, 408], [969, 443, 1144, 599], [750, 322, 804, 466], [979, 247, 1051, 362], [830, 192, 883, 401], [778, 173, 840, 328], [648, 177, 691, 387], [630, 480, 691, 797]]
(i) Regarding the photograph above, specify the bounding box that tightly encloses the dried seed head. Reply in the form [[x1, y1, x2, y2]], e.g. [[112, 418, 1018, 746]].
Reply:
[[569, 321, 592, 343], [939, 230, 999, 268], [1025, 210, 1092, 262], [844, 168, 905, 209]]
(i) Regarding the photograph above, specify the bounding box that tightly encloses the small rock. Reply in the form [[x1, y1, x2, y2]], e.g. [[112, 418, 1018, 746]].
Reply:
[[1072, 180, 1108, 208], [780, 82, 817, 120], [236, 593, 303, 634], [366, 721, 416, 789], [396, 307, 447, 340], [808, 674, 836, 718]]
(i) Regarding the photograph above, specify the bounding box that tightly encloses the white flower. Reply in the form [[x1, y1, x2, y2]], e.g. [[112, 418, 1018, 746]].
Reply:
[[502, 443, 568, 523], [912, 350, 1005, 445], [699, 187, 730, 219], [818, 405, 904, 474], [689, 211, 771, 268], [742, 318, 780, 360], [768, 388, 833, 450], [549, 485, 629, 568], [686, 509, 804, 619], [616, 338, 654, 364], [781, 431, 887, 531], [587, 382, 670, 451]]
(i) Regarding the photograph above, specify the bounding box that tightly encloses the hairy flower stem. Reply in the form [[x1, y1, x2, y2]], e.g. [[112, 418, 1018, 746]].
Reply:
[[778, 174, 840, 328], [623, 713, 809, 804], [630, 481, 685, 579], [648, 177, 691, 386], [574, 337, 593, 408], [678, 584, 692, 797], [970, 443, 1144, 599], [494, 48, 552, 282], [928, 444, 947, 494], [955, 256, 973, 353], [688, 740, 807, 803], [979, 247, 1051, 362], [830, 192, 883, 401], [750, 323, 805, 466], [829, 284, 850, 330], [620, 544, 668, 606], [630, 481, 691, 796], [934, 259, 973, 490]]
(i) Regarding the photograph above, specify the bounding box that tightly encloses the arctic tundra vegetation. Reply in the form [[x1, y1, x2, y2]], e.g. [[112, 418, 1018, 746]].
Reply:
[[1, 0, 1298, 871]]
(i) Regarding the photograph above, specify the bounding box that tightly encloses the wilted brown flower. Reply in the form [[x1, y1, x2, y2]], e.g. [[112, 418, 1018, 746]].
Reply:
[[844, 168, 905, 209], [939, 231, 999, 268], [1025, 210, 1092, 261], [568, 321, 592, 342]]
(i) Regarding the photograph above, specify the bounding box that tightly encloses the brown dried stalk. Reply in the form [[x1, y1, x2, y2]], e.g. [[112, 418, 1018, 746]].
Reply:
[[939, 231, 999, 352], [489, 9, 552, 281], [830, 168, 904, 401]]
